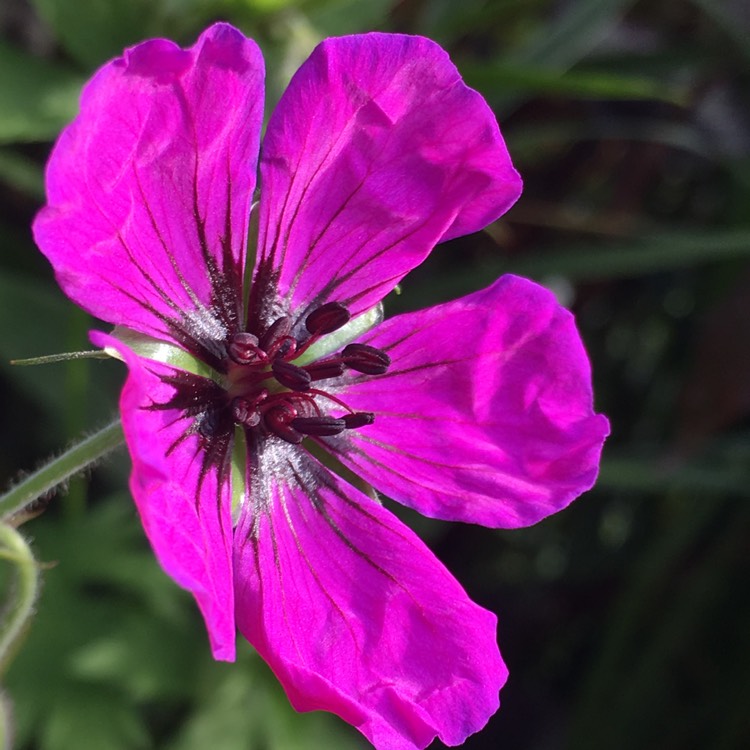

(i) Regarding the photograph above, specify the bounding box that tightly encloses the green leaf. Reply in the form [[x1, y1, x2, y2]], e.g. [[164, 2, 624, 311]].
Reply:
[[419, 0, 527, 45], [70, 610, 204, 702], [461, 63, 687, 105], [0, 42, 81, 144], [30, 0, 161, 68], [0, 148, 45, 199], [512, 0, 638, 68], [226, 0, 299, 11], [597, 454, 750, 496], [4, 498, 205, 748], [395, 229, 750, 315], [570, 494, 750, 750], [304, 0, 393, 35], [28, 0, 222, 69], [507, 229, 750, 282], [42, 685, 150, 750], [168, 646, 361, 750], [506, 118, 712, 167]]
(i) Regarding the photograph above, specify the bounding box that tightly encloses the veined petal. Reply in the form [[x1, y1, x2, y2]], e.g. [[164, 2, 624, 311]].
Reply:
[[35, 24, 264, 370], [92, 331, 236, 661], [254, 33, 521, 325], [324, 275, 609, 528], [234, 442, 505, 750]]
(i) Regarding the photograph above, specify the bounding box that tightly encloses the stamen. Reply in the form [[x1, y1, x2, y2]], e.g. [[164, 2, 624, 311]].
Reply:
[[265, 403, 303, 444], [291, 416, 347, 436], [259, 315, 292, 351], [304, 359, 346, 381], [341, 343, 391, 375], [228, 332, 263, 365], [343, 412, 375, 429], [307, 388, 356, 412], [305, 302, 351, 335], [270, 336, 296, 360], [272, 360, 312, 391], [286, 392, 324, 418], [183, 305, 389, 448]]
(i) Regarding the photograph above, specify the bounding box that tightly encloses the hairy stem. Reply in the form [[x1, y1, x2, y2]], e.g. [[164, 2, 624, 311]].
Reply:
[[0, 419, 124, 522], [0, 524, 39, 750], [0, 525, 39, 674]]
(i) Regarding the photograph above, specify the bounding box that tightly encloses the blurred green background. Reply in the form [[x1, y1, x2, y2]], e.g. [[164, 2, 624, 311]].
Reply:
[[1, 0, 749, 748]]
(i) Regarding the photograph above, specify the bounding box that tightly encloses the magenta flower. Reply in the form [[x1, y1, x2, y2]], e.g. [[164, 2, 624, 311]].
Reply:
[[33, 23, 608, 749]]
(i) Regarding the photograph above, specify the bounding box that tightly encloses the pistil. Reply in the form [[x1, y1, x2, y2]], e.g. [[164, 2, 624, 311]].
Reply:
[[220, 303, 390, 445]]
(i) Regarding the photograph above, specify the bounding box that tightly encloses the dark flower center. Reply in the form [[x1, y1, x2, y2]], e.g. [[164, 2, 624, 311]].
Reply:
[[205, 303, 389, 446]]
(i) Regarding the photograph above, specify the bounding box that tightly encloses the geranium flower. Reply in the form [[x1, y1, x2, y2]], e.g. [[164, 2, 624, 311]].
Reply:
[[33, 22, 609, 750]]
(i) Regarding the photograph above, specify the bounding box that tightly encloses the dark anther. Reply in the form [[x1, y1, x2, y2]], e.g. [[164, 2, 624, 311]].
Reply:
[[272, 359, 312, 391], [304, 360, 346, 381], [273, 337, 297, 359], [259, 316, 293, 351], [228, 332, 263, 365], [342, 412, 375, 429], [265, 403, 303, 444], [291, 416, 347, 436], [341, 343, 391, 375], [231, 397, 261, 427], [305, 302, 351, 335]]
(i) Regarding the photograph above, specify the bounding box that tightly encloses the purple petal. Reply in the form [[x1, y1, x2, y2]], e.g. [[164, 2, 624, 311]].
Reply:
[[234, 443, 505, 749], [92, 332, 236, 661], [255, 33, 521, 322], [325, 275, 609, 528], [34, 24, 264, 353]]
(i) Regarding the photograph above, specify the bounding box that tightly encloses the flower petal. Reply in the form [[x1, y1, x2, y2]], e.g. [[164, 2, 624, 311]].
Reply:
[[324, 275, 609, 528], [92, 332, 236, 661], [234, 442, 505, 749], [254, 33, 521, 324], [35, 24, 264, 367]]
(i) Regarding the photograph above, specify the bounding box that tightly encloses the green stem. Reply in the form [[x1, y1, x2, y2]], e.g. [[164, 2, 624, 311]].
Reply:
[[10, 350, 108, 366], [0, 419, 124, 522], [0, 524, 40, 750], [0, 525, 39, 675]]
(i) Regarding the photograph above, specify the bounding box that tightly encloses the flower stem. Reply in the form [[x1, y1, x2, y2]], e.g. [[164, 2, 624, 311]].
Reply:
[[0, 524, 39, 750], [0, 525, 39, 675], [0, 419, 125, 522]]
